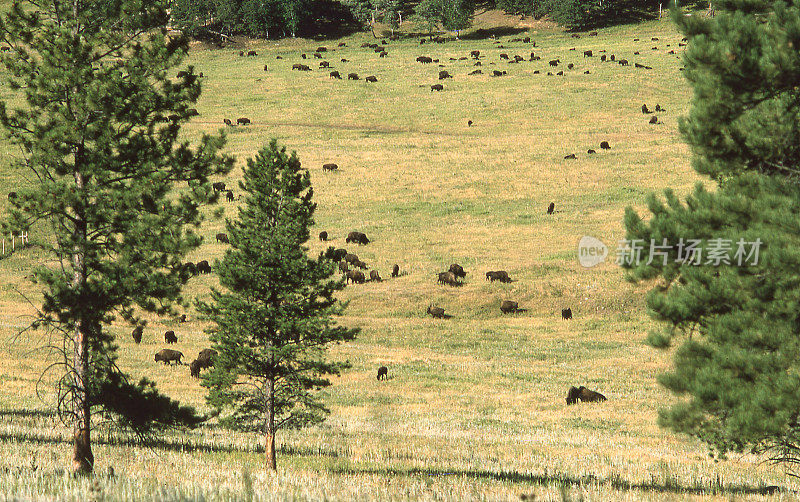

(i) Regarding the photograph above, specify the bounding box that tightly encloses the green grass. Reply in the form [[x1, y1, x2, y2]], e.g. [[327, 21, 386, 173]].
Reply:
[[0, 12, 793, 501]]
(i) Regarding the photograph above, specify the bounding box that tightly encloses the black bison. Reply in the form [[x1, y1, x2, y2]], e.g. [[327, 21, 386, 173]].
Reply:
[[567, 63, 574, 69], [431, 84, 444, 91], [132, 326, 143, 344], [437, 271, 461, 287], [500, 53, 509, 60], [317, 46, 328, 52], [330, 71, 341, 79], [438, 70, 452, 79], [196, 348, 217, 370], [182, 261, 197, 276], [470, 50, 480, 58], [500, 300, 519, 314], [164, 330, 178, 344], [561, 307, 573, 320], [346, 231, 370, 245], [247, 50, 257, 56], [649, 116, 659, 124], [486, 271, 512, 283], [448, 263, 466, 278], [327, 247, 348, 262], [365, 75, 378, 83], [344, 253, 360, 265], [190, 359, 201, 377], [237, 117, 251, 125], [379, 51, 388, 58], [346, 270, 366, 284], [348, 73, 359, 80], [468, 120, 473, 127], [469, 70, 482, 75], [392, 264, 400, 277], [610, 54, 615, 61], [179, 314, 187, 323], [549, 59, 559, 67], [319, 61, 330, 68], [491, 70, 506, 77], [155, 349, 183, 365], [292, 63, 307, 71], [416, 56, 433, 63], [566, 386, 607, 404], [655, 104, 665, 112], [564, 153, 577, 159], [196, 260, 211, 274], [619, 59, 629, 66], [377, 366, 388, 380], [370, 270, 382, 282], [600, 55, 607, 62], [216, 233, 229, 244], [223, 118, 232, 126], [339, 261, 349, 274], [225, 190, 234, 202], [319, 231, 328, 241], [212, 181, 226, 192], [322, 163, 338, 171], [583, 50, 592, 57], [427, 305, 446, 319], [547, 202, 555, 214], [587, 149, 596, 154], [600, 141, 611, 150]]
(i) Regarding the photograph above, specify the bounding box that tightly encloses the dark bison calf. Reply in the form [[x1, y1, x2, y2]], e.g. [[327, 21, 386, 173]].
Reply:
[[427, 305, 446, 319], [561, 307, 572, 320], [377, 366, 388, 380], [155, 349, 183, 365], [486, 271, 512, 283], [164, 330, 178, 344], [566, 386, 607, 404], [216, 233, 229, 244], [132, 326, 143, 344], [500, 300, 519, 314]]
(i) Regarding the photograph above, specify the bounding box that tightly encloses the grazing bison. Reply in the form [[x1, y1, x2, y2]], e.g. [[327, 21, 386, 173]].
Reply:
[[567, 386, 607, 404], [212, 181, 226, 192], [430, 84, 444, 91], [499, 53, 509, 60], [556, 71, 564, 76], [155, 349, 184, 365], [377, 366, 388, 380], [223, 118, 232, 126], [600, 55, 607, 62], [583, 50, 593, 57], [179, 314, 187, 323], [322, 163, 338, 171], [370, 270, 382, 282], [561, 308, 573, 320], [500, 300, 519, 314], [600, 141, 611, 150], [346, 270, 366, 284], [365, 75, 378, 82], [618, 59, 629, 66], [567, 63, 574, 69], [346, 231, 370, 245], [649, 116, 659, 124], [216, 233, 229, 244], [549, 59, 559, 67], [330, 71, 341, 79], [564, 153, 576, 160], [190, 359, 201, 378], [237, 117, 251, 125], [470, 50, 480, 58], [348, 73, 359, 80], [132, 326, 143, 344], [416, 56, 433, 63], [319, 61, 330, 68], [247, 50, 257, 56], [427, 305, 446, 319], [641, 104, 651, 114], [547, 202, 555, 214], [448, 263, 466, 279], [655, 104, 664, 112], [196, 260, 211, 274], [491, 70, 506, 77], [196, 348, 217, 369], [392, 264, 400, 277], [486, 271, 512, 283], [353, 259, 368, 270], [225, 190, 234, 202], [610, 54, 615, 61], [468, 120, 473, 127], [438, 70, 452, 79], [164, 330, 178, 344], [338, 261, 349, 275], [587, 149, 596, 154], [469, 70, 482, 75], [437, 271, 461, 287], [344, 253, 360, 265], [183, 261, 197, 276], [319, 231, 328, 241], [326, 247, 348, 262]]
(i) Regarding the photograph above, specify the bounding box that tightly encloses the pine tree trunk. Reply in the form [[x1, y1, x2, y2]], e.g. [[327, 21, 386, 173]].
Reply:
[[265, 378, 276, 471], [71, 163, 93, 475]]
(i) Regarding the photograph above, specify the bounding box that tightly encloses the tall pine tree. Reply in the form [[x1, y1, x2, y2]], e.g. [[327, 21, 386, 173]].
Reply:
[[0, 0, 234, 473], [199, 140, 357, 471], [622, 0, 800, 469]]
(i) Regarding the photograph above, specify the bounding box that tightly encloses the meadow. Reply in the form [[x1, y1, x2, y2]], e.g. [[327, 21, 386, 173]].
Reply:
[[0, 11, 793, 501]]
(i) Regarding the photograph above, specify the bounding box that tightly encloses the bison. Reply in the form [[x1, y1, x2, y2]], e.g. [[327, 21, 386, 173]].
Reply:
[[564, 153, 577, 159], [566, 386, 607, 404], [468, 70, 482, 75], [212, 181, 226, 192], [500, 300, 519, 314], [600, 141, 611, 150], [216, 233, 229, 244], [547, 202, 555, 214], [223, 118, 232, 126], [319, 231, 328, 241], [164, 330, 178, 344], [486, 271, 512, 283], [561, 307, 573, 320], [365, 75, 378, 82], [330, 71, 341, 79], [344, 253, 360, 265], [237, 117, 251, 125], [196, 348, 217, 369], [416, 56, 433, 64], [348, 73, 359, 80], [549, 59, 559, 67], [431, 84, 444, 92], [470, 50, 480, 58], [587, 149, 596, 154], [655, 104, 664, 112], [322, 163, 338, 171], [583, 50, 592, 57], [196, 260, 211, 274], [491, 70, 506, 77], [190, 359, 201, 377], [346, 231, 370, 245], [437, 271, 461, 287], [438, 70, 452, 80], [391, 264, 400, 277], [448, 263, 466, 279], [247, 50, 257, 56], [370, 270, 382, 282], [346, 270, 366, 284], [155, 349, 183, 365], [649, 116, 659, 124], [427, 305, 446, 319], [225, 190, 234, 202], [319, 61, 330, 68], [377, 366, 388, 380], [132, 326, 143, 344]]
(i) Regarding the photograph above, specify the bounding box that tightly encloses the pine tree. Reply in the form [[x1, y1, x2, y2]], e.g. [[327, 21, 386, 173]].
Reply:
[[0, 0, 234, 474], [199, 140, 358, 471], [622, 0, 800, 469], [414, 0, 474, 37]]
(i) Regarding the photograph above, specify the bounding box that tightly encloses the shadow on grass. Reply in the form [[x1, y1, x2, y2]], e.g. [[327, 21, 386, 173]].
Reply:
[[330, 466, 786, 497], [0, 430, 339, 458]]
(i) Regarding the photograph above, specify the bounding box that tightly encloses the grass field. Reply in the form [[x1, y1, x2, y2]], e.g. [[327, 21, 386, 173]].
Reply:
[[0, 11, 794, 501]]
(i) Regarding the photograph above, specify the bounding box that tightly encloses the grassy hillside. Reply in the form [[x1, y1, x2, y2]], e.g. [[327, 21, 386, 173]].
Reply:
[[0, 15, 792, 501]]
